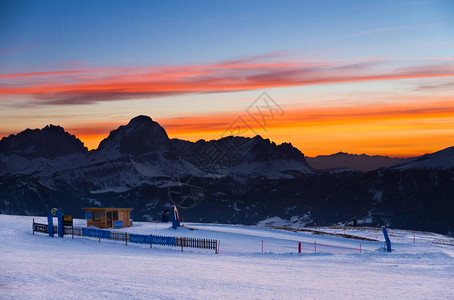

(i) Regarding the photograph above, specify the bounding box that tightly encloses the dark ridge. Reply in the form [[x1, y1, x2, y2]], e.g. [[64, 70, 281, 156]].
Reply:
[[0, 124, 87, 158], [97, 115, 171, 155]]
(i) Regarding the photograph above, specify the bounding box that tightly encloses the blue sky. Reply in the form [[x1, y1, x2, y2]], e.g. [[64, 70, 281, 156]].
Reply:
[[1, 0, 452, 69]]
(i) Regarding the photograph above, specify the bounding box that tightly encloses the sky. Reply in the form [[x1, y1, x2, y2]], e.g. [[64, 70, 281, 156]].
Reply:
[[0, 0, 453, 157]]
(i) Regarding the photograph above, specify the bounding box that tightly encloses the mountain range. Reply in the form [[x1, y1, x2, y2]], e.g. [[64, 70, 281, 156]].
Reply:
[[1, 115, 453, 235], [306, 152, 405, 172]]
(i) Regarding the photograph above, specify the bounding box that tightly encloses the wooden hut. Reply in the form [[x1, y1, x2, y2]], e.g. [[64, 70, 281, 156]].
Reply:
[[82, 208, 133, 229]]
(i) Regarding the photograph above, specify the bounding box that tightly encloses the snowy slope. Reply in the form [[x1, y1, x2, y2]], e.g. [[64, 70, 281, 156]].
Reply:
[[228, 159, 313, 179], [1, 215, 453, 299], [388, 146, 454, 170], [0, 153, 87, 177]]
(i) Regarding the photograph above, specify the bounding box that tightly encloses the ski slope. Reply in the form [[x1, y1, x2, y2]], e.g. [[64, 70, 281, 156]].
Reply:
[[1, 215, 453, 299]]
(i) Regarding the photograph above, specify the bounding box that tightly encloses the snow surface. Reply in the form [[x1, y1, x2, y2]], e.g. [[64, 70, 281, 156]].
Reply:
[[1, 214, 454, 299], [388, 146, 454, 170]]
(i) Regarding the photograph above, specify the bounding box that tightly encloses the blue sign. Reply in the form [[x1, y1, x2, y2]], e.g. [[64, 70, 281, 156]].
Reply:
[[151, 235, 176, 245], [129, 234, 151, 244], [129, 234, 176, 245], [113, 220, 123, 228], [82, 228, 111, 239], [85, 212, 93, 219], [48, 208, 64, 238]]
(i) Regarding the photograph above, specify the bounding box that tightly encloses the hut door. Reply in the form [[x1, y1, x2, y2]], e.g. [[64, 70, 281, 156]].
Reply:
[[107, 211, 112, 227]]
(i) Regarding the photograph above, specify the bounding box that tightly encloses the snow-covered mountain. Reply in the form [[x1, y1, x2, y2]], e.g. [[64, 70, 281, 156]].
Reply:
[[171, 135, 313, 179], [0, 116, 453, 235], [387, 147, 454, 170], [0, 115, 313, 191]]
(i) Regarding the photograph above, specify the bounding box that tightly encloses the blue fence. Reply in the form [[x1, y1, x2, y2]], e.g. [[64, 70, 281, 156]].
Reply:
[[82, 228, 111, 239], [33, 222, 218, 253]]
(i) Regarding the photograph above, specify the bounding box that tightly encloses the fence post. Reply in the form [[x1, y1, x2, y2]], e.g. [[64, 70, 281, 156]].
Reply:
[[181, 237, 184, 252], [314, 241, 316, 253], [360, 243, 361, 254], [262, 240, 263, 253], [150, 234, 152, 248], [413, 232, 415, 244], [125, 232, 128, 246], [72, 226, 74, 239], [298, 242, 301, 253], [33, 219, 35, 235], [99, 237, 101, 243]]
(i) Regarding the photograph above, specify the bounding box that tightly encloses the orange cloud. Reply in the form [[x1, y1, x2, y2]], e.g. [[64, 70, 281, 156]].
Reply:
[[0, 57, 453, 105]]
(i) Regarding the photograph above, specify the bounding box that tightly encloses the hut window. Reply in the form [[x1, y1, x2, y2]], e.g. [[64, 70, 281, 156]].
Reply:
[[93, 211, 100, 221], [113, 211, 118, 221]]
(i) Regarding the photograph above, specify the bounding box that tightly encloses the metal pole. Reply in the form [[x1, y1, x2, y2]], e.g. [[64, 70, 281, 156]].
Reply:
[[314, 241, 316, 253], [360, 243, 361, 254], [33, 219, 35, 235], [261, 240, 263, 253], [125, 232, 128, 246], [150, 234, 152, 248], [298, 242, 301, 253]]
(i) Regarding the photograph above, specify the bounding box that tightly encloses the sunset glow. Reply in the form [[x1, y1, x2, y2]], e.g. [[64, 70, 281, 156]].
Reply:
[[1, 1, 453, 157]]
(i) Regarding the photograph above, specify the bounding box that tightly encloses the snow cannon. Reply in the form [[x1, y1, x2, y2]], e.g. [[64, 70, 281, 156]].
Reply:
[[382, 226, 392, 252], [171, 205, 180, 229]]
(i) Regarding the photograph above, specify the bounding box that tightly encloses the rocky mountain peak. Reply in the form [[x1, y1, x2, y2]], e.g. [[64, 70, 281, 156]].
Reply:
[[0, 125, 87, 158], [97, 115, 171, 155]]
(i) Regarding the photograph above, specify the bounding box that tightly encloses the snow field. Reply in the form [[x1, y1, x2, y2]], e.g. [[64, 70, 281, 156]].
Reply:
[[1, 215, 453, 299]]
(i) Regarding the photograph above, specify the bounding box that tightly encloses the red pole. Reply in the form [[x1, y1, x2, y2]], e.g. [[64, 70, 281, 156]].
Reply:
[[262, 240, 263, 253], [314, 241, 316, 253], [298, 242, 301, 253]]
